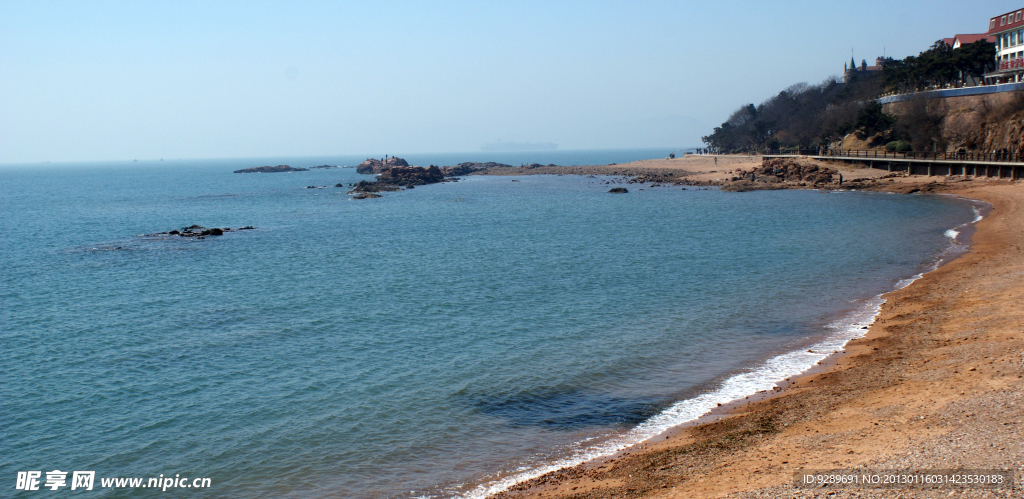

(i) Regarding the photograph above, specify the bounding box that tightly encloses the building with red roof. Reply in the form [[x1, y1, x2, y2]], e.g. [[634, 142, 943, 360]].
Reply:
[[951, 33, 994, 48], [986, 8, 1024, 83]]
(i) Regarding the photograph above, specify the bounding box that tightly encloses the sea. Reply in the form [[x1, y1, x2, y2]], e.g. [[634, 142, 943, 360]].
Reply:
[[0, 149, 981, 498]]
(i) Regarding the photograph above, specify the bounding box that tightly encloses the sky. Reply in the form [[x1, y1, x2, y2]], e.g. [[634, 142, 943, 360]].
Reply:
[[0, 0, 1017, 163]]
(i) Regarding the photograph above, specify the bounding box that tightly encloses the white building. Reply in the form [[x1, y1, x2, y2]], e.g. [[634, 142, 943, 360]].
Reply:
[[986, 8, 1024, 83]]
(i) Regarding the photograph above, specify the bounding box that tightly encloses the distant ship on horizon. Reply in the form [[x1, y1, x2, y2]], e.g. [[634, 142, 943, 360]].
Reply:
[[481, 140, 558, 152]]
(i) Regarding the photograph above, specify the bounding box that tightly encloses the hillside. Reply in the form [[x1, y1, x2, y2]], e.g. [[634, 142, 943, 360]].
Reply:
[[702, 39, 997, 154]]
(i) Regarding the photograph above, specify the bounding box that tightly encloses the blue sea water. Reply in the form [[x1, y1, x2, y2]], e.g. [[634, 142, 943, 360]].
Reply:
[[1, 151, 978, 498]]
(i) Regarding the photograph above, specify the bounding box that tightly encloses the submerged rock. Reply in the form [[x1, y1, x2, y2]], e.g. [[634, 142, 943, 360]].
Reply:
[[347, 181, 403, 193], [352, 192, 383, 199]]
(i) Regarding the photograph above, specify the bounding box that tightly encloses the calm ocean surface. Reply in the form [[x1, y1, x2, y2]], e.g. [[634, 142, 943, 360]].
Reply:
[[1, 150, 978, 498]]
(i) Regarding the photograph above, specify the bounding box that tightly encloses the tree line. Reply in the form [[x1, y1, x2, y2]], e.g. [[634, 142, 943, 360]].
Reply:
[[701, 39, 996, 153]]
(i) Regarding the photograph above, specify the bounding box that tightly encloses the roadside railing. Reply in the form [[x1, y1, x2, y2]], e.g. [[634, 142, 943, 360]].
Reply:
[[764, 149, 1024, 163]]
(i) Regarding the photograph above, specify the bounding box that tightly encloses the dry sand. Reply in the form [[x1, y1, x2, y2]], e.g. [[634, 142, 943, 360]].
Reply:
[[472, 155, 759, 182], [486, 158, 1024, 498], [472, 154, 898, 185]]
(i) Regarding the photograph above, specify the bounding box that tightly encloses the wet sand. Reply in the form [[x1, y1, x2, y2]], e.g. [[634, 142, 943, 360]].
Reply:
[[487, 159, 1024, 498]]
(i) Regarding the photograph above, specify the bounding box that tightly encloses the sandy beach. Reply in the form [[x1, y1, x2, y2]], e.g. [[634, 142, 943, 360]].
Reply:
[[487, 156, 1024, 498], [472, 155, 762, 184]]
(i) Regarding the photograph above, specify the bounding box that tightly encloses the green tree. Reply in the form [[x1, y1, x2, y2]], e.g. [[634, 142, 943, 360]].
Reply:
[[953, 40, 996, 77], [852, 102, 895, 139]]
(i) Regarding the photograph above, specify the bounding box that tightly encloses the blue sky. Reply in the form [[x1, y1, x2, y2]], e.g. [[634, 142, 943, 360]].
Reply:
[[0, 1, 1016, 163]]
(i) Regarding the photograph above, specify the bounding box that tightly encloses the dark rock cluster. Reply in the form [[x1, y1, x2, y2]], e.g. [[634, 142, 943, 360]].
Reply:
[[608, 187, 629, 193], [378, 165, 444, 186], [356, 157, 410, 174], [753, 158, 836, 185], [721, 158, 837, 192], [348, 165, 449, 198], [233, 165, 309, 173], [348, 181, 403, 193], [440, 162, 512, 176], [150, 225, 254, 239]]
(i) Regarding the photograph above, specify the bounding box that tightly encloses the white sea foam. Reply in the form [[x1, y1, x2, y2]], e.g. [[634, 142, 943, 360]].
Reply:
[[459, 298, 884, 499], [458, 203, 988, 499]]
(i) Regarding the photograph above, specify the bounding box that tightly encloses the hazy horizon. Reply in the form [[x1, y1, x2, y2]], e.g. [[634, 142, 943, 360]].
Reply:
[[1, 1, 1015, 164]]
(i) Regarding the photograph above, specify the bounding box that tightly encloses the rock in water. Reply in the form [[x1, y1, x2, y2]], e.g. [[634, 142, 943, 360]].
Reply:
[[352, 192, 383, 199], [233, 165, 309, 173], [148, 225, 238, 238], [377, 165, 444, 186], [347, 181, 403, 193], [440, 162, 512, 176], [348, 165, 448, 196], [355, 157, 410, 174], [608, 187, 629, 193]]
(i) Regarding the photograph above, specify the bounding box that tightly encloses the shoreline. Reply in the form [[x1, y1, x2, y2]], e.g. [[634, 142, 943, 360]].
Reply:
[[474, 160, 1023, 498]]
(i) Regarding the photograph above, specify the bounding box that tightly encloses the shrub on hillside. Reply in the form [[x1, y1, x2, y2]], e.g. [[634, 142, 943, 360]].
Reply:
[[885, 140, 911, 152]]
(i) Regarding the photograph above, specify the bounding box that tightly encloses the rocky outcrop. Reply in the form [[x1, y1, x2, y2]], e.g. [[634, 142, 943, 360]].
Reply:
[[755, 158, 836, 184], [378, 165, 444, 186], [348, 165, 447, 196], [150, 225, 244, 238], [352, 192, 383, 199], [608, 187, 629, 193], [233, 165, 308, 173], [356, 157, 410, 174], [347, 181, 403, 193], [441, 162, 513, 176], [720, 158, 837, 192]]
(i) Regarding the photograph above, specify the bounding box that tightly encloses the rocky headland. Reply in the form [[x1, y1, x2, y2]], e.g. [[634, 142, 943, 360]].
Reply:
[[233, 165, 309, 173]]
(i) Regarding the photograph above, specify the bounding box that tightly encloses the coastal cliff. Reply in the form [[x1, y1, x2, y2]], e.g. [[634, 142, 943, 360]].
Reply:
[[880, 91, 1024, 154]]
